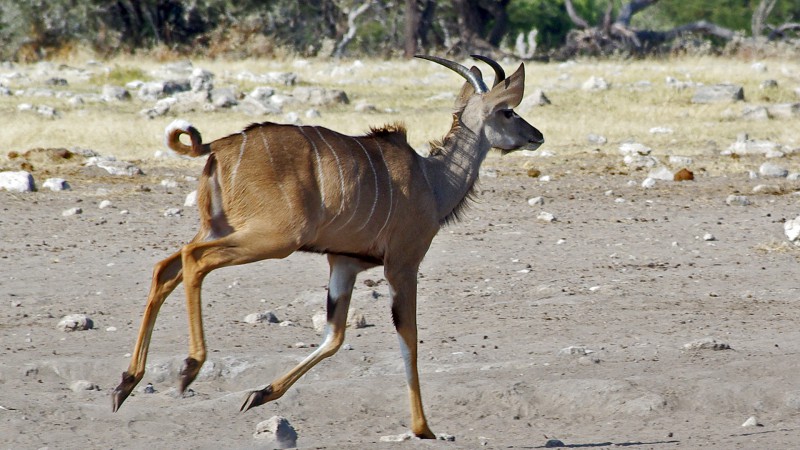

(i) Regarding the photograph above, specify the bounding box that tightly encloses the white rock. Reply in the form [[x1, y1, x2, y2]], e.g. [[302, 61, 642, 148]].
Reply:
[[184, 190, 198, 207], [751, 62, 767, 72], [683, 337, 730, 351], [380, 432, 413, 442], [70, 380, 98, 392], [347, 310, 368, 329], [527, 196, 544, 206], [703, 233, 716, 241], [43, 178, 70, 191], [752, 184, 782, 195], [58, 314, 94, 331], [759, 162, 788, 178], [648, 166, 674, 181], [619, 142, 651, 156], [641, 177, 656, 188], [726, 195, 751, 206], [160, 179, 178, 189], [537, 211, 556, 222], [582, 76, 609, 91], [587, 134, 607, 145], [62, 207, 83, 217], [0, 171, 35, 192], [742, 416, 760, 427], [558, 346, 593, 356], [649, 126, 673, 134], [163, 208, 182, 217], [785, 215, 800, 246], [253, 416, 298, 448], [244, 311, 279, 324], [98, 200, 113, 209], [312, 311, 327, 333], [668, 155, 693, 166]]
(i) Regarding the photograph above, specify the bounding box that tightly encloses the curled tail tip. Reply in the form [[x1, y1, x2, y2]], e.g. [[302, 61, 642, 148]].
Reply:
[[166, 119, 194, 135], [164, 119, 207, 156]]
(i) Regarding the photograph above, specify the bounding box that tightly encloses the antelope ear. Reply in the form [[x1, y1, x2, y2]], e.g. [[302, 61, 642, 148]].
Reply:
[[454, 66, 483, 111], [484, 63, 525, 111]]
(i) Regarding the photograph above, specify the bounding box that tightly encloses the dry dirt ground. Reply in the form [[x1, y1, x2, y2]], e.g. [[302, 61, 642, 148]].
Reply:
[[1, 144, 800, 449]]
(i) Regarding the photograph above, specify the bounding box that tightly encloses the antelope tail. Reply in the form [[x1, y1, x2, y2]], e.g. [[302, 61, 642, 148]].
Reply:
[[164, 119, 210, 157]]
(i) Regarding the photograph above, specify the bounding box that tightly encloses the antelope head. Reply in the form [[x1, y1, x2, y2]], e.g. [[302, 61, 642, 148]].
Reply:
[[416, 54, 544, 154]]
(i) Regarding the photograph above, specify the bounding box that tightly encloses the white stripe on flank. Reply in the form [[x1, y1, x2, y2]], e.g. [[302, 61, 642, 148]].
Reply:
[[314, 127, 346, 217], [258, 128, 294, 214], [334, 138, 362, 231], [297, 126, 326, 210], [230, 131, 247, 190], [374, 139, 394, 237], [352, 137, 379, 232]]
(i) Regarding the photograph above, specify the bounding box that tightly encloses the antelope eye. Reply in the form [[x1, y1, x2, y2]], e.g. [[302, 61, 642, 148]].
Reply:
[[503, 109, 514, 119]]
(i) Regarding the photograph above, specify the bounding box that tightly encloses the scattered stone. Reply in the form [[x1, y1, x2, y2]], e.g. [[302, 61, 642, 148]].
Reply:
[[99, 200, 113, 209], [648, 166, 674, 181], [211, 87, 238, 108], [558, 346, 593, 356], [726, 195, 751, 206], [742, 416, 761, 427], [545, 438, 566, 448], [673, 168, 694, 181], [785, 215, 800, 246], [582, 76, 609, 91], [354, 100, 376, 112], [380, 432, 413, 442], [163, 208, 182, 217], [691, 84, 744, 104], [527, 196, 544, 206], [683, 337, 731, 351], [752, 184, 782, 195], [292, 86, 349, 106], [722, 133, 785, 156], [85, 156, 143, 176], [184, 190, 198, 207], [143, 383, 156, 394], [294, 342, 308, 349], [669, 156, 693, 166], [587, 133, 607, 145], [767, 103, 800, 119], [253, 416, 298, 448], [160, 179, 178, 189], [57, 314, 94, 331], [62, 207, 83, 217], [189, 68, 214, 92], [0, 171, 36, 192], [43, 178, 70, 191], [537, 211, 556, 222], [347, 310, 368, 329], [751, 62, 768, 72], [312, 311, 327, 333], [702, 233, 716, 241], [641, 177, 656, 189], [70, 380, 99, 392], [101, 85, 131, 102], [305, 108, 321, 118], [759, 162, 788, 178], [759, 79, 778, 89], [526, 168, 541, 178], [649, 126, 673, 134], [137, 80, 190, 101], [518, 89, 551, 110], [244, 311, 280, 324], [742, 105, 769, 121]]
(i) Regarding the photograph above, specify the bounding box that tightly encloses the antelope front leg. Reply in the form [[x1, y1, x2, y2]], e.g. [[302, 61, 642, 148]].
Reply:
[[386, 266, 436, 439], [112, 250, 184, 411], [241, 255, 367, 411]]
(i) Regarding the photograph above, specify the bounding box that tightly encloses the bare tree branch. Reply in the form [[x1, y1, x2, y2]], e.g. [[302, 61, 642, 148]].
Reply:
[[333, 1, 373, 58], [752, 0, 778, 37], [616, 0, 660, 27], [768, 22, 800, 40], [564, 0, 590, 29]]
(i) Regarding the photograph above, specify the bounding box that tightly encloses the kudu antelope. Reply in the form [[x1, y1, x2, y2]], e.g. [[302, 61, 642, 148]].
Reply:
[[111, 55, 544, 439]]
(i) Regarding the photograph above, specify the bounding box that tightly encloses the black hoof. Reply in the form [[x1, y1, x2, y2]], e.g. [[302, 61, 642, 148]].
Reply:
[[179, 357, 202, 393], [111, 372, 138, 412], [240, 385, 274, 412]]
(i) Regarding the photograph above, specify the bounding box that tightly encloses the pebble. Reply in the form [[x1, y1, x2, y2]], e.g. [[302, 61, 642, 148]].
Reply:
[[648, 166, 674, 181], [702, 233, 716, 242], [558, 346, 593, 356], [683, 337, 731, 351], [725, 195, 751, 206], [143, 383, 155, 394], [347, 310, 368, 329], [243, 311, 279, 324], [253, 416, 298, 448], [184, 190, 198, 207], [759, 162, 788, 178], [545, 438, 566, 448], [527, 196, 544, 206], [785, 215, 800, 246], [587, 133, 607, 145], [752, 184, 782, 195], [99, 200, 113, 209], [641, 178, 656, 189], [582, 76, 609, 91], [163, 208, 182, 217], [70, 380, 98, 392], [691, 84, 744, 103], [742, 416, 761, 427], [0, 171, 35, 192], [62, 207, 83, 217], [673, 168, 694, 181], [537, 211, 556, 222], [160, 179, 178, 189], [380, 432, 413, 442], [57, 314, 94, 331], [43, 178, 70, 191]]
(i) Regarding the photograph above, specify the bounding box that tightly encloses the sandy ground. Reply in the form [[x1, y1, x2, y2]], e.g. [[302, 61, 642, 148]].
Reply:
[[1, 146, 800, 449]]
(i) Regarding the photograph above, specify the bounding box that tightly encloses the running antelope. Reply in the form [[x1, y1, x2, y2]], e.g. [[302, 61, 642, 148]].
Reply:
[[111, 54, 544, 439]]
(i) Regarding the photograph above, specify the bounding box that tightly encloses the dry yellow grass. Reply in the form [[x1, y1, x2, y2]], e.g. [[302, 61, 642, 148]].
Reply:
[[0, 55, 798, 163]]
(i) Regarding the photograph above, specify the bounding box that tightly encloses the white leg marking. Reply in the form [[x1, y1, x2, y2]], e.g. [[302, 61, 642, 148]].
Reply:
[[230, 131, 247, 191], [352, 137, 379, 232], [397, 334, 414, 385], [297, 126, 326, 211], [374, 139, 394, 237], [258, 128, 294, 214], [314, 127, 347, 217]]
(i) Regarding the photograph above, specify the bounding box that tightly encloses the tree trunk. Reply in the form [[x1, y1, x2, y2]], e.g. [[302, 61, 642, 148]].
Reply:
[[404, 0, 437, 57]]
